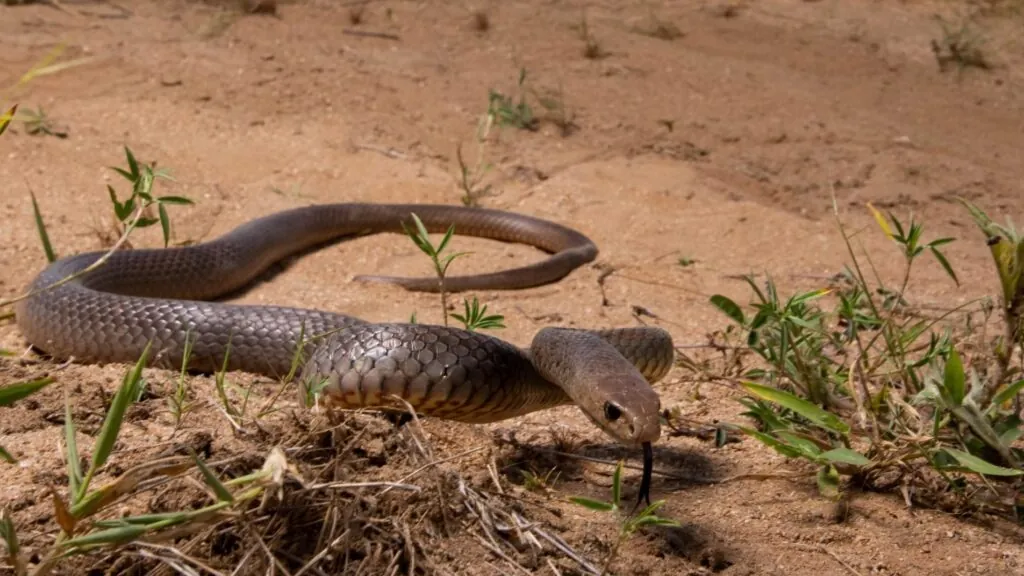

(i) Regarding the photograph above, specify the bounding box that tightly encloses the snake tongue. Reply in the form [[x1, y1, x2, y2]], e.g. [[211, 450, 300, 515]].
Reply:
[[632, 441, 654, 512]]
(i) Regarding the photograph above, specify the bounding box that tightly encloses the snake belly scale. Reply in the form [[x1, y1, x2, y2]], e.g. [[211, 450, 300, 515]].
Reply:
[[15, 203, 675, 498]]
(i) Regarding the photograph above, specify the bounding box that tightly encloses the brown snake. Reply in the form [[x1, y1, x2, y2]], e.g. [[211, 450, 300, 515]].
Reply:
[[14, 203, 675, 503]]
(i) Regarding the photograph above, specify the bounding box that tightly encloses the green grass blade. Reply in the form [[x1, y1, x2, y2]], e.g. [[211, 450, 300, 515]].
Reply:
[[29, 191, 57, 263], [0, 446, 14, 464], [0, 377, 54, 406], [611, 460, 623, 507], [709, 294, 745, 325], [568, 496, 615, 512], [65, 395, 82, 499], [941, 448, 1024, 477], [85, 343, 151, 492], [191, 451, 234, 503], [820, 448, 871, 467], [741, 382, 850, 435], [943, 348, 966, 406]]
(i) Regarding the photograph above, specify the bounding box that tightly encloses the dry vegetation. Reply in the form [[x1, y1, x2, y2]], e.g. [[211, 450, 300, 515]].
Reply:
[[2, 0, 1024, 575]]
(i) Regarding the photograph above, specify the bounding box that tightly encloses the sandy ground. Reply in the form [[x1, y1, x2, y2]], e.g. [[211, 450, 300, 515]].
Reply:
[[1, 0, 1024, 574]]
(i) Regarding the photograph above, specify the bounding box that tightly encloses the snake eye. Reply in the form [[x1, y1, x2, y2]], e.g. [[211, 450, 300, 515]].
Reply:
[[604, 402, 622, 422]]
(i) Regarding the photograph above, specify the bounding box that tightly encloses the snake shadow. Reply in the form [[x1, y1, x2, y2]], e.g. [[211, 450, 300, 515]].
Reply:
[[493, 431, 723, 498], [492, 433, 737, 572]]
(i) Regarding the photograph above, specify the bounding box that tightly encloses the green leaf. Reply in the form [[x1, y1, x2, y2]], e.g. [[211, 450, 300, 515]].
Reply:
[[941, 448, 1024, 477], [65, 396, 82, 500], [30, 191, 57, 263], [569, 496, 615, 512], [436, 223, 456, 254], [61, 523, 149, 549], [737, 426, 805, 459], [740, 382, 850, 435], [930, 247, 959, 286], [943, 348, 966, 407], [0, 377, 54, 406], [710, 295, 744, 325], [86, 343, 151, 488], [158, 203, 171, 248], [774, 431, 824, 459], [631, 515, 680, 528], [157, 195, 193, 205], [124, 146, 140, 180], [191, 451, 234, 503], [820, 448, 871, 467], [0, 446, 14, 464]]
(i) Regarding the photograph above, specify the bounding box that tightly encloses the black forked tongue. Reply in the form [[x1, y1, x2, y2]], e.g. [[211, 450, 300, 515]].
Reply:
[[632, 441, 654, 512]]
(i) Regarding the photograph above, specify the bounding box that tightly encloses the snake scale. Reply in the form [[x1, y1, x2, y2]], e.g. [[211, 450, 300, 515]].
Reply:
[[14, 203, 676, 503]]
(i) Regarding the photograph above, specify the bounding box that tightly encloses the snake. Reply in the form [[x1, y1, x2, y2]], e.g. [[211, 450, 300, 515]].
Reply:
[[14, 203, 675, 503]]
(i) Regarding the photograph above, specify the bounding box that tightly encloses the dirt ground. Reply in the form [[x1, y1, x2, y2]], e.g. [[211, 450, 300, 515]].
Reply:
[[2, 0, 1024, 574]]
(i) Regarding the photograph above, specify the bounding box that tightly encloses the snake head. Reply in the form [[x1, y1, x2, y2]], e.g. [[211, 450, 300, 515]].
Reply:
[[583, 373, 662, 446]]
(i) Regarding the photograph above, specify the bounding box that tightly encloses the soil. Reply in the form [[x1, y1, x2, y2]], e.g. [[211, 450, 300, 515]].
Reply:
[[1, 1, 1024, 575]]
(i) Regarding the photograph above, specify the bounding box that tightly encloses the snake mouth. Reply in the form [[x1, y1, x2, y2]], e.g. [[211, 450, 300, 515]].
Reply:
[[633, 441, 654, 511]]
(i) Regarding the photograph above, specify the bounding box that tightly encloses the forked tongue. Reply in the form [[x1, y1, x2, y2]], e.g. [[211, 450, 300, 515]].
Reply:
[[632, 441, 653, 513]]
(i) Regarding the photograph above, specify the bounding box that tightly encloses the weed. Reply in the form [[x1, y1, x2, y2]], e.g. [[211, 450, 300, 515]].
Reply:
[[455, 113, 496, 206], [167, 331, 196, 431], [570, 460, 680, 575], [521, 466, 560, 494], [403, 213, 469, 327], [487, 68, 538, 131], [704, 197, 1024, 513], [678, 257, 696, 268], [931, 15, 992, 73], [18, 106, 67, 139], [451, 296, 506, 331]]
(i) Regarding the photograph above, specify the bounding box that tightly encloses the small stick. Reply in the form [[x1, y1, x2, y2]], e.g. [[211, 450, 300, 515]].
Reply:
[[342, 29, 400, 40]]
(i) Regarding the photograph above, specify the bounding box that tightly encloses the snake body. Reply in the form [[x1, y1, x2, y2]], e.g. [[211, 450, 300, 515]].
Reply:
[[15, 203, 674, 448]]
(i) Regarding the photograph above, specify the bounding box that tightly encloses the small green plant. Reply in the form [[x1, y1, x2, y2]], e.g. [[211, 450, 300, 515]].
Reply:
[[451, 296, 505, 331], [521, 466, 560, 494], [18, 106, 67, 138], [403, 213, 469, 327], [487, 68, 537, 131], [455, 113, 496, 206], [570, 460, 679, 575], [402, 213, 507, 333], [106, 146, 191, 248], [167, 332, 196, 430]]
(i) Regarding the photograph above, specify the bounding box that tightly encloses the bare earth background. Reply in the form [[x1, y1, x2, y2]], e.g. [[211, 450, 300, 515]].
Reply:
[[1, 0, 1024, 575]]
